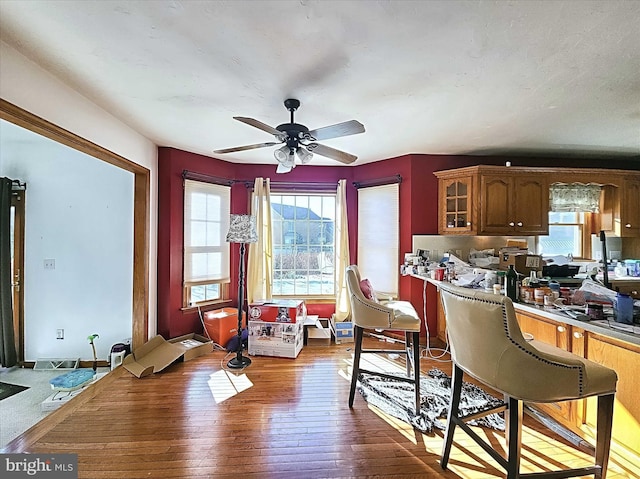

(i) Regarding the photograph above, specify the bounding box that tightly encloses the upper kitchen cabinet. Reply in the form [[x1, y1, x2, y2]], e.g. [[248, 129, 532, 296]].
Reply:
[[620, 178, 640, 237], [594, 175, 640, 238], [435, 166, 549, 236], [437, 174, 475, 234], [480, 174, 548, 235]]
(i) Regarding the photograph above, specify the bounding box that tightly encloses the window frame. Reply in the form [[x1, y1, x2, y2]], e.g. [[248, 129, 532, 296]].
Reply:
[[537, 211, 591, 259], [182, 180, 231, 308], [270, 190, 338, 300]]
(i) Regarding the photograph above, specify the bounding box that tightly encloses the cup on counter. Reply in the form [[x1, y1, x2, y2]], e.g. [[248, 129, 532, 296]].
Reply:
[[432, 267, 446, 281]]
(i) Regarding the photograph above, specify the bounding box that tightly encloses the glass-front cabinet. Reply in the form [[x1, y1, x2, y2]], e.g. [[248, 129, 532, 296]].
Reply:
[[438, 176, 474, 234]]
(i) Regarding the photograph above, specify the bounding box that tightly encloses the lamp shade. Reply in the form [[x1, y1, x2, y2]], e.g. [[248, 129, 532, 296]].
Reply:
[[226, 214, 258, 243]]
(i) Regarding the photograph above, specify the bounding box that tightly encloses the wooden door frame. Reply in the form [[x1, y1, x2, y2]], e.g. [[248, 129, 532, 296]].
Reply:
[[0, 99, 150, 350], [10, 188, 26, 363]]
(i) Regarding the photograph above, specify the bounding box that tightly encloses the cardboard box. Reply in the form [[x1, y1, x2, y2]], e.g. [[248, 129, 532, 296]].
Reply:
[[331, 316, 354, 344], [306, 326, 332, 346], [203, 307, 246, 348], [249, 299, 306, 323], [168, 333, 213, 361], [499, 251, 543, 275], [123, 335, 187, 378], [247, 320, 303, 358]]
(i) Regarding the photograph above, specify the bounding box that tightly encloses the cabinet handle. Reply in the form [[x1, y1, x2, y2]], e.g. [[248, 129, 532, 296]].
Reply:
[[625, 223, 632, 228], [509, 222, 515, 227], [573, 331, 583, 339], [517, 221, 523, 227], [467, 222, 471, 226], [557, 325, 566, 333]]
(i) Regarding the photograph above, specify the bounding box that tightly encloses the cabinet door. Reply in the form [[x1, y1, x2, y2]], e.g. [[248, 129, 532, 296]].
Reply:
[[515, 311, 575, 423], [438, 177, 474, 234], [581, 333, 640, 459], [480, 175, 513, 234], [513, 176, 548, 235], [620, 179, 640, 237]]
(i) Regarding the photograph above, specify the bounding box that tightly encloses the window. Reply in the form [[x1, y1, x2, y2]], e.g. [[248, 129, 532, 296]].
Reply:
[[357, 183, 399, 296], [537, 212, 585, 257], [271, 193, 336, 297], [183, 180, 230, 306]]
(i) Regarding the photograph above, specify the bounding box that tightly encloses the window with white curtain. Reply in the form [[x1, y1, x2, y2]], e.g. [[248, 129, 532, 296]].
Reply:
[[183, 180, 230, 306], [357, 183, 399, 296]]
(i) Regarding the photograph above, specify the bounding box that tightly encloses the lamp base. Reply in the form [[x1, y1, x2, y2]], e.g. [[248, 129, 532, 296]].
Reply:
[[227, 354, 252, 369]]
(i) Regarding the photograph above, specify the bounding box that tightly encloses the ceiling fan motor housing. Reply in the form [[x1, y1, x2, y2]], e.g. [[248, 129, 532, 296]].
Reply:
[[276, 123, 308, 150]]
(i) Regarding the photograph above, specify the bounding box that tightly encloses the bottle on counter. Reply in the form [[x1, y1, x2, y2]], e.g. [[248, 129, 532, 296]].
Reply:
[[506, 265, 518, 301]]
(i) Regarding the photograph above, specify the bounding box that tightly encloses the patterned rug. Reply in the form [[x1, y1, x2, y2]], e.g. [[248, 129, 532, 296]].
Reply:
[[0, 381, 29, 401], [357, 368, 505, 433]]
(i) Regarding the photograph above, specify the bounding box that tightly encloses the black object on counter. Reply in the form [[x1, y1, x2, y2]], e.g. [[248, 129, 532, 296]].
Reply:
[[506, 265, 518, 301], [600, 230, 611, 289]]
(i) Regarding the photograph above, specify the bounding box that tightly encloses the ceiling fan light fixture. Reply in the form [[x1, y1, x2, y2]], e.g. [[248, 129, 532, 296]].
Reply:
[[274, 145, 290, 163], [296, 147, 313, 164], [276, 163, 293, 174]]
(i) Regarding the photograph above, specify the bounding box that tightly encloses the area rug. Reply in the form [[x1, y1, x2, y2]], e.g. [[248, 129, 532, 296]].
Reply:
[[0, 381, 29, 401], [357, 368, 505, 433]]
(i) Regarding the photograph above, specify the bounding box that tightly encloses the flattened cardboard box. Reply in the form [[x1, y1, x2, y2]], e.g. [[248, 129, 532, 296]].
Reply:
[[123, 335, 183, 378], [168, 333, 213, 361]]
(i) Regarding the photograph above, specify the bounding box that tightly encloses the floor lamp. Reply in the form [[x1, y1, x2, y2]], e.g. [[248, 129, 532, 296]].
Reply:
[[226, 214, 258, 369]]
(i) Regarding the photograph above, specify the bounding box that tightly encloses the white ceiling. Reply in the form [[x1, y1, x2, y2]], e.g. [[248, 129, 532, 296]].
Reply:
[[1, 0, 639, 166]]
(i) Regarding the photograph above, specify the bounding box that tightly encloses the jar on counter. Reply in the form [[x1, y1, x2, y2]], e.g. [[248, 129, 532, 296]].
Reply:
[[586, 303, 604, 320]]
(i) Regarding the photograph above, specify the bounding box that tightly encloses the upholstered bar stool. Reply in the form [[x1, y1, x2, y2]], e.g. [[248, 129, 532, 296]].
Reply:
[[438, 282, 617, 479], [346, 265, 422, 414]]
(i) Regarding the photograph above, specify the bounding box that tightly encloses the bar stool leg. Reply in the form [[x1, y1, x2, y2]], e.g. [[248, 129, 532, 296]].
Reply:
[[349, 325, 364, 408]]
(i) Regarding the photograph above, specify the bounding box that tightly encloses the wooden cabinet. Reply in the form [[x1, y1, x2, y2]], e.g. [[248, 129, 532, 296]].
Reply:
[[576, 331, 640, 458], [599, 178, 640, 237], [620, 178, 640, 237], [516, 309, 640, 461], [438, 176, 475, 234], [435, 166, 549, 236], [480, 174, 548, 235]]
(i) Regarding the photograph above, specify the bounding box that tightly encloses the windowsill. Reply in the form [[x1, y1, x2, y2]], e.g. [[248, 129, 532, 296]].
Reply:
[[181, 299, 233, 312]]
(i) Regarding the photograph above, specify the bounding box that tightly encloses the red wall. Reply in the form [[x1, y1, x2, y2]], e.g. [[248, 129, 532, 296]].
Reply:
[[157, 148, 639, 340]]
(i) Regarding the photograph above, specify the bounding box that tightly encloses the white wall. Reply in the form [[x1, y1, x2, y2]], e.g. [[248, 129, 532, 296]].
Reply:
[[1, 121, 133, 360], [0, 40, 158, 340]]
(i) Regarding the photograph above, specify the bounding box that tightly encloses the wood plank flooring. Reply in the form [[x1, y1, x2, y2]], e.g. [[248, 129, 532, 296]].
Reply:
[[2, 337, 638, 478]]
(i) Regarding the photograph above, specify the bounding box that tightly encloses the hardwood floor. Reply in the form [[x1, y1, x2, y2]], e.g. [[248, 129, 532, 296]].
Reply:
[[2, 337, 637, 478]]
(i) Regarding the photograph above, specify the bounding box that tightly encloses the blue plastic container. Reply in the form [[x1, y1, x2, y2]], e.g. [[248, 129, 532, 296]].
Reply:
[[614, 293, 634, 325]]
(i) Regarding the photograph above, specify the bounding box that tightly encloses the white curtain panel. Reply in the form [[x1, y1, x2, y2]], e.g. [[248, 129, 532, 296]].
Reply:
[[334, 179, 351, 321], [247, 177, 273, 303]]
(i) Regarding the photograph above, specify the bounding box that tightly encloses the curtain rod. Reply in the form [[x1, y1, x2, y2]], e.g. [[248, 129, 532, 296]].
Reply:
[[353, 174, 402, 189], [182, 170, 233, 186], [240, 179, 341, 191]]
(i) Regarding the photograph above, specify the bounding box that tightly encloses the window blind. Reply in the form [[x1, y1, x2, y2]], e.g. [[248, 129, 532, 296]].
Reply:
[[183, 180, 230, 286], [357, 183, 399, 296]]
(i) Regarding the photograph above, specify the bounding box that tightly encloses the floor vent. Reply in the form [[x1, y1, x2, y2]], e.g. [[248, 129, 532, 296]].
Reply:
[[33, 358, 80, 370]]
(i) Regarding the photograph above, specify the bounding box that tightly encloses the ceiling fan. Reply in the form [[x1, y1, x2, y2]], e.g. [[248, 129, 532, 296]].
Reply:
[[214, 99, 365, 173]]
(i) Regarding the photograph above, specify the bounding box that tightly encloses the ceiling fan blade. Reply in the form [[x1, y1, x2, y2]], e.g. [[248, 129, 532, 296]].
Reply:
[[214, 142, 280, 154], [306, 143, 357, 164], [234, 117, 282, 137], [305, 120, 365, 141]]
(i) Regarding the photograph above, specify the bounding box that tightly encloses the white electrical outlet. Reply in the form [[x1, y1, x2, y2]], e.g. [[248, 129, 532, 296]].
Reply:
[[56, 329, 64, 340], [44, 259, 56, 270]]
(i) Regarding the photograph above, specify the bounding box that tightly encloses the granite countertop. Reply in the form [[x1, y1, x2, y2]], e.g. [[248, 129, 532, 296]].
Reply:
[[409, 273, 640, 347]]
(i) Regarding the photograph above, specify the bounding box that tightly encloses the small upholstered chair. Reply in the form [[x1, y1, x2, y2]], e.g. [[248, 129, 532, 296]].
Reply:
[[346, 265, 422, 414], [438, 282, 617, 479]]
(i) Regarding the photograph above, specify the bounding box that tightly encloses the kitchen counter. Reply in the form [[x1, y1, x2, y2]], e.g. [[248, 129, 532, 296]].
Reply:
[[409, 272, 640, 347]]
